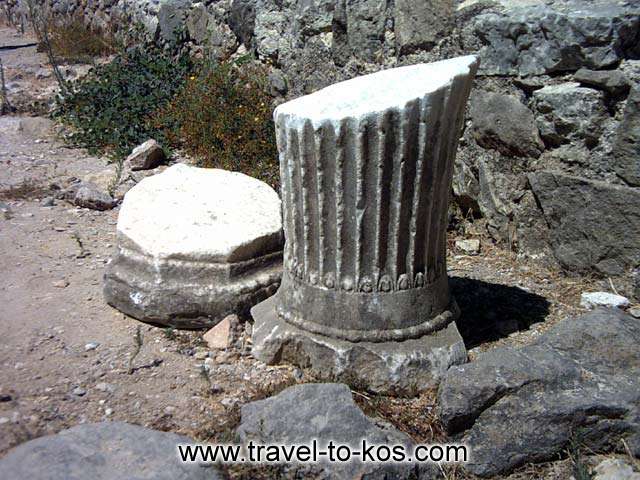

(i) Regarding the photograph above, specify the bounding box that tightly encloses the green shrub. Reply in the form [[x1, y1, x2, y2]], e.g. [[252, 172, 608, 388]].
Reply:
[[54, 47, 191, 159], [159, 59, 279, 187]]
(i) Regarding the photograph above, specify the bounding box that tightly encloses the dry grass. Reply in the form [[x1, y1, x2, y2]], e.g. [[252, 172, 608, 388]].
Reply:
[[39, 15, 117, 64]]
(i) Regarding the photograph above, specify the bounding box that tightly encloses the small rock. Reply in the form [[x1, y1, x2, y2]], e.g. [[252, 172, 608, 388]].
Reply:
[[95, 382, 113, 393], [629, 307, 640, 318], [104, 408, 113, 416], [455, 238, 481, 256], [35, 68, 52, 80], [52, 279, 69, 288], [594, 458, 640, 480], [40, 197, 55, 207], [84, 342, 99, 351], [193, 347, 209, 360], [125, 139, 165, 171], [72, 387, 86, 397], [203, 315, 236, 350], [268, 69, 288, 95], [0, 394, 12, 402], [204, 357, 215, 370], [0, 201, 12, 219], [0, 417, 9, 425], [580, 291, 630, 309], [73, 182, 116, 211]]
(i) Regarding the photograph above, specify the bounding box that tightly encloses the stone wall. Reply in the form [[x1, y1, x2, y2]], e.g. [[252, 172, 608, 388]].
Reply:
[[5, 0, 640, 296]]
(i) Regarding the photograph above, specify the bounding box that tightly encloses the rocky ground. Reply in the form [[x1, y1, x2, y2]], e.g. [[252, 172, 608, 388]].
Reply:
[[1, 22, 639, 480]]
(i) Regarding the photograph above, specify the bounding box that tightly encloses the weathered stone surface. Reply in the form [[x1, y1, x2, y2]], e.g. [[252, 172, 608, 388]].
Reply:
[[229, 0, 256, 48], [533, 83, 608, 149], [252, 296, 466, 394], [252, 57, 478, 392], [185, 2, 210, 44], [613, 87, 640, 187], [470, 91, 544, 158], [464, 0, 640, 76], [438, 308, 640, 477], [236, 383, 439, 479], [341, 0, 388, 62], [157, 0, 191, 44], [0, 421, 224, 480], [126, 139, 166, 171], [580, 291, 630, 310], [104, 164, 283, 328], [528, 171, 640, 276], [394, 0, 454, 55], [574, 68, 630, 96]]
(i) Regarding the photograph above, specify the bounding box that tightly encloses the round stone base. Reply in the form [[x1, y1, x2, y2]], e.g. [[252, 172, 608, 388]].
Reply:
[[251, 296, 467, 395]]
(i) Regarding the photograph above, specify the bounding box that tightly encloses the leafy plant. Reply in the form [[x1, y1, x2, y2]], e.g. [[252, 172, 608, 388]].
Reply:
[[159, 58, 279, 187], [54, 47, 191, 160], [568, 430, 594, 480]]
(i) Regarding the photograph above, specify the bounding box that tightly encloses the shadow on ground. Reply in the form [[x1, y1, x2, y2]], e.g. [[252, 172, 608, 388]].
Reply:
[[450, 276, 551, 349]]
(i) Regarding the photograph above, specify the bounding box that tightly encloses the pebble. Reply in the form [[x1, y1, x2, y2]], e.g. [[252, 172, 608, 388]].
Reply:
[[0, 417, 8, 425], [72, 387, 87, 397], [40, 197, 55, 207], [84, 342, 99, 351], [204, 358, 215, 370], [52, 279, 69, 288], [104, 408, 113, 416], [194, 350, 209, 360], [0, 394, 12, 402], [95, 382, 113, 393]]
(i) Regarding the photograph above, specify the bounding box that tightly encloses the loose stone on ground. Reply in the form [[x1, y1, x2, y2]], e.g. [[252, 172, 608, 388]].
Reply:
[[438, 308, 640, 477], [0, 422, 224, 480]]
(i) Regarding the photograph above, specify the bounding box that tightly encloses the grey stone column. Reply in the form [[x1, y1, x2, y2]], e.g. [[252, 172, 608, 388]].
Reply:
[[252, 56, 479, 394]]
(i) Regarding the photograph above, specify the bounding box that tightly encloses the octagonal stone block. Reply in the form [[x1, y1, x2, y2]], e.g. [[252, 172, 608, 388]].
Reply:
[[104, 164, 283, 328]]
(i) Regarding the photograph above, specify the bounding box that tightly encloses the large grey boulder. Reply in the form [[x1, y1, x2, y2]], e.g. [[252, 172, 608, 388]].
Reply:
[[469, 91, 544, 158], [528, 170, 640, 276], [104, 164, 283, 328], [438, 308, 640, 478], [464, 0, 640, 77], [0, 422, 225, 480], [533, 83, 608, 149], [613, 87, 640, 187], [236, 383, 439, 479]]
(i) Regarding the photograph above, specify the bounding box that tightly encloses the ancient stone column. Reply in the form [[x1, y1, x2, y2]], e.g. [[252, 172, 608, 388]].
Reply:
[[252, 56, 479, 394]]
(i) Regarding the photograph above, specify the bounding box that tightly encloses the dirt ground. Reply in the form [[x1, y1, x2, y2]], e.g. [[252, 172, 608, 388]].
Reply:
[[0, 23, 633, 479]]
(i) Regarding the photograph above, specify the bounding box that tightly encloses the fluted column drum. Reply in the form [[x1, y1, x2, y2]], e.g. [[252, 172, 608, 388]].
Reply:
[[252, 56, 479, 393]]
